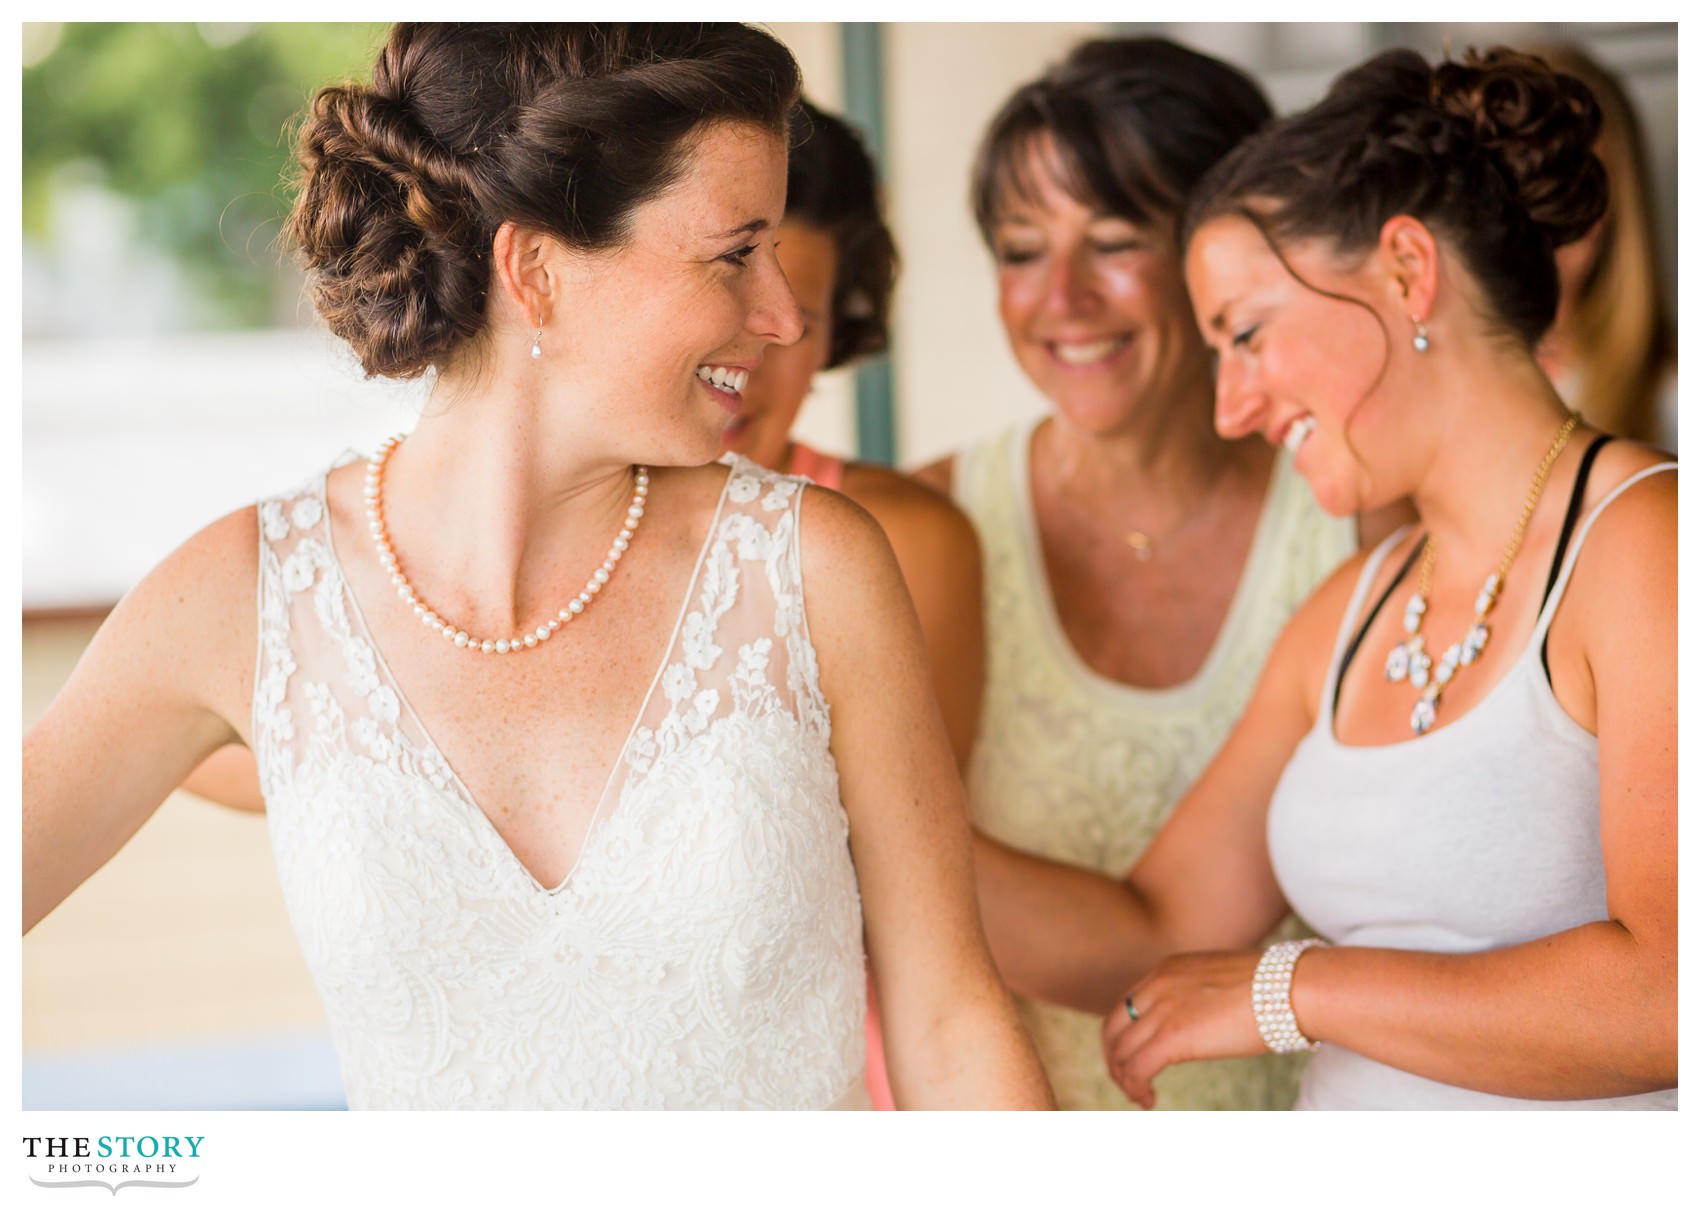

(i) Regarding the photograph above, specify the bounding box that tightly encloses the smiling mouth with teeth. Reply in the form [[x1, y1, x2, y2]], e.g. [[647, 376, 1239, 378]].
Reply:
[[696, 365, 749, 395], [1283, 415, 1317, 454], [1050, 335, 1131, 367]]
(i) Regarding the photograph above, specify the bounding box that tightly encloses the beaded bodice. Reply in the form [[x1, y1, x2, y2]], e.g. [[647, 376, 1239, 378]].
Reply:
[[252, 454, 865, 1109]]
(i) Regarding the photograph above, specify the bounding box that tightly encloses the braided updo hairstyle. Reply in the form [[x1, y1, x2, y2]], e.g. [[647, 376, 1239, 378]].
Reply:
[[286, 23, 801, 379], [1183, 47, 1606, 349]]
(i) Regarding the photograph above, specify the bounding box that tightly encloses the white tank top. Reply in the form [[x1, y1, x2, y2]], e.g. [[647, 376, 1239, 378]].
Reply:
[[1268, 459, 1677, 1110]]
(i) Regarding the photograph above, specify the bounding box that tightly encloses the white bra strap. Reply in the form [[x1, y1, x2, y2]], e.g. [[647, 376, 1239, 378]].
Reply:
[[1534, 462, 1677, 638]]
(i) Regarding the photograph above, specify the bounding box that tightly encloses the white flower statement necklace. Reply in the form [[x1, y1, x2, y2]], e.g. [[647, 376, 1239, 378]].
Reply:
[[364, 434, 649, 655], [1384, 411, 1579, 735]]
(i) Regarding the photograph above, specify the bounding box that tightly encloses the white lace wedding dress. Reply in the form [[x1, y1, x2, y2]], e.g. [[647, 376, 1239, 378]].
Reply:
[[252, 454, 868, 1109]]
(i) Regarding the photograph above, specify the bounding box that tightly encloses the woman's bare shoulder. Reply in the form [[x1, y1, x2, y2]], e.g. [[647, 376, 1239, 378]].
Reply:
[[80, 503, 261, 725], [795, 479, 892, 566], [1561, 439, 1676, 601], [794, 478, 930, 621], [141, 503, 261, 614], [840, 462, 978, 559], [1582, 438, 1677, 509], [908, 452, 958, 497]]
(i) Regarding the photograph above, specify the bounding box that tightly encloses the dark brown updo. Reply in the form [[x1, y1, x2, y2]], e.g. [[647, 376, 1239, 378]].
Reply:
[[286, 23, 801, 379], [784, 99, 897, 370], [1183, 47, 1606, 348]]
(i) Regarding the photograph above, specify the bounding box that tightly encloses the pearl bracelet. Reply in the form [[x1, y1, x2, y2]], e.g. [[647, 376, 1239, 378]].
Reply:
[[1251, 938, 1327, 1053]]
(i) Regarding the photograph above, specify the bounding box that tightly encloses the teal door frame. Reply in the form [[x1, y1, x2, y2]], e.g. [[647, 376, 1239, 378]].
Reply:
[[839, 22, 897, 466]]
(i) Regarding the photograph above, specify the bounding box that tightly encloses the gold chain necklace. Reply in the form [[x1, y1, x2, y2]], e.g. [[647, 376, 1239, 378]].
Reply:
[[1384, 411, 1580, 734], [365, 434, 649, 655], [1050, 466, 1220, 562]]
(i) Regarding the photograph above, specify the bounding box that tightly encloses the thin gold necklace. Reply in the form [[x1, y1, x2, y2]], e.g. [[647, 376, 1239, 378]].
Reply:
[[1049, 461, 1222, 561], [1384, 411, 1580, 734]]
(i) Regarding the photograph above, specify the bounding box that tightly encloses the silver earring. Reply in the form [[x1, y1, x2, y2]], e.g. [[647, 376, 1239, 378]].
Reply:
[[530, 326, 543, 360], [1411, 316, 1430, 353]]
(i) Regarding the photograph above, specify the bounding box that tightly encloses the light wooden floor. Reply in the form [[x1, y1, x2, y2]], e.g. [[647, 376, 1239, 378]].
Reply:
[[23, 617, 328, 1051]]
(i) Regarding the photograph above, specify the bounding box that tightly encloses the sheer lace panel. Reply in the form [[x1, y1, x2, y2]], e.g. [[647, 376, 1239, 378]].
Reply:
[[253, 455, 865, 1109]]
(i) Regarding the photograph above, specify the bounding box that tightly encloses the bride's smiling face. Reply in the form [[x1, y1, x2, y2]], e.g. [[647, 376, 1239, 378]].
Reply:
[[544, 121, 805, 467]]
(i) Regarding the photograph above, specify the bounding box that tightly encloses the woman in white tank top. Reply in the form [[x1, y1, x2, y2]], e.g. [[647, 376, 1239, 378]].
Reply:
[[983, 46, 1676, 1110]]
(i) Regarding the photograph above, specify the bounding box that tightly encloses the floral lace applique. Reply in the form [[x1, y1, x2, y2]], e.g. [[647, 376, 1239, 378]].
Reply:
[[253, 455, 862, 1109]]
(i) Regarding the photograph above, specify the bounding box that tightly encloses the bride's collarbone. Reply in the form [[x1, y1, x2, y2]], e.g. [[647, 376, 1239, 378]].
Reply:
[[316, 463, 729, 843]]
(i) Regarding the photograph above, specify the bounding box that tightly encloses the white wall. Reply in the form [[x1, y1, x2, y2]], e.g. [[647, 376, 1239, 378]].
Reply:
[[763, 21, 859, 463], [886, 23, 1109, 466]]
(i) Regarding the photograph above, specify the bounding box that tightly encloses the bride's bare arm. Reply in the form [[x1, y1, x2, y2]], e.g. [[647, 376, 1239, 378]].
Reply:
[[24, 506, 259, 931], [800, 485, 1055, 1110], [180, 744, 266, 813]]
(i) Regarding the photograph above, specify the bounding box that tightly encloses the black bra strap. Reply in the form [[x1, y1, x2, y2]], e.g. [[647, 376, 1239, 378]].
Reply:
[[1540, 433, 1612, 681], [1334, 433, 1614, 713], [1333, 534, 1426, 716], [1540, 434, 1612, 610]]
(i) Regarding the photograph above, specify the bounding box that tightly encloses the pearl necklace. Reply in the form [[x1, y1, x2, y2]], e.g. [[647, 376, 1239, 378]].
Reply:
[[1384, 411, 1579, 734], [364, 434, 649, 655]]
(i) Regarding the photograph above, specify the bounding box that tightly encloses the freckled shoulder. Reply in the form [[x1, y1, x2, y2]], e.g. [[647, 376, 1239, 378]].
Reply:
[[144, 503, 262, 640], [792, 481, 910, 633], [100, 502, 262, 733], [796, 477, 892, 562]]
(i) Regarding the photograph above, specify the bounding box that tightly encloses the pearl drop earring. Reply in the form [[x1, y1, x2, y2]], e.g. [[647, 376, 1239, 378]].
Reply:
[[530, 326, 543, 360], [1412, 315, 1430, 353]]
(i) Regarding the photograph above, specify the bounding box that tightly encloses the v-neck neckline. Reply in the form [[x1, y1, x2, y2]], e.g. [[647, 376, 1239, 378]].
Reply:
[[318, 457, 735, 897]]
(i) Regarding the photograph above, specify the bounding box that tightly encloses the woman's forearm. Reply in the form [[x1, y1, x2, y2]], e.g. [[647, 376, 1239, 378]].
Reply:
[[972, 830, 1172, 1016], [890, 978, 1056, 1109], [1293, 922, 1676, 1100]]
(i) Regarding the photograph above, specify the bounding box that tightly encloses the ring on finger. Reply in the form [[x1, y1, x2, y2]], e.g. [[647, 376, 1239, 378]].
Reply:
[[1124, 995, 1140, 1023]]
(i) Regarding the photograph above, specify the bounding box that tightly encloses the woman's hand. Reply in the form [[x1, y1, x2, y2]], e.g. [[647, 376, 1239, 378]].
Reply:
[[1100, 950, 1268, 1109]]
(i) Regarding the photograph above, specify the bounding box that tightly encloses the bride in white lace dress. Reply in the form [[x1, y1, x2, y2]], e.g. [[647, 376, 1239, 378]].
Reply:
[[22, 23, 1054, 1112]]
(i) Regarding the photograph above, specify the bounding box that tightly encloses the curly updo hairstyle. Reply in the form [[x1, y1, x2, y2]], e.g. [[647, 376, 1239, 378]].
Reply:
[[1183, 47, 1606, 349], [783, 99, 897, 370], [286, 23, 802, 379], [971, 37, 1273, 247]]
